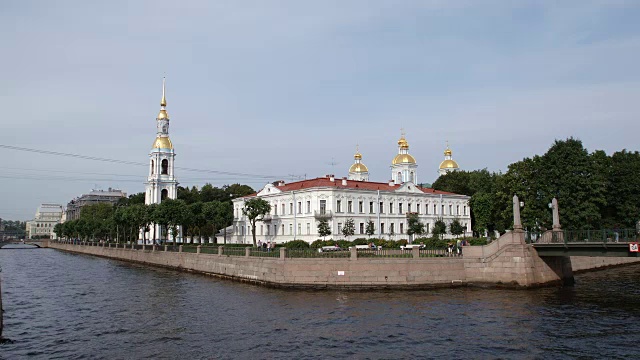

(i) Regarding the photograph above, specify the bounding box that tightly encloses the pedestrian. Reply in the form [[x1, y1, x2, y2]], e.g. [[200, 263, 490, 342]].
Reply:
[[267, 241, 272, 252], [258, 240, 262, 249], [456, 239, 462, 256]]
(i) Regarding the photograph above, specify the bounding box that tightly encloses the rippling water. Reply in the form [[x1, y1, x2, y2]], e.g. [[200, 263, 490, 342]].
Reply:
[[1, 246, 640, 359]]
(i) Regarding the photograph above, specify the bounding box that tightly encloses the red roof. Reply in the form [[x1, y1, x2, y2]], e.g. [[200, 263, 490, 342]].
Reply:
[[269, 177, 457, 195]]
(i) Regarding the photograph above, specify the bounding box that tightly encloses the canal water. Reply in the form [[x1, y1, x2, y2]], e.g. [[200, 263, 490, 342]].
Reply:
[[1, 246, 639, 359]]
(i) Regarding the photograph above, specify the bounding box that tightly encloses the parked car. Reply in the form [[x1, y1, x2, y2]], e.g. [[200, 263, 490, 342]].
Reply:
[[400, 244, 425, 250], [348, 244, 378, 250], [318, 245, 342, 253]]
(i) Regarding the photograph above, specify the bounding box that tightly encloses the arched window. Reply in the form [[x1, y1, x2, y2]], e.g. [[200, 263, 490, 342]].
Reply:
[[397, 172, 402, 182], [151, 160, 154, 174], [161, 189, 168, 201], [161, 159, 168, 175], [410, 172, 415, 182]]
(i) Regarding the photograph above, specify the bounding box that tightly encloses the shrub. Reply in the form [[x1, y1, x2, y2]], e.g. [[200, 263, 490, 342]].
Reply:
[[284, 240, 310, 249], [351, 238, 370, 245], [465, 237, 488, 246]]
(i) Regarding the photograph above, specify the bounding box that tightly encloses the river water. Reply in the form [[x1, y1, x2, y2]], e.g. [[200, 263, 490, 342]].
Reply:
[[1, 246, 639, 359]]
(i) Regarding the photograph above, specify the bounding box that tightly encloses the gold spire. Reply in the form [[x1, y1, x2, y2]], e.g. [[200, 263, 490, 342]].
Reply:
[[444, 141, 452, 156], [354, 144, 362, 160], [157, 77, 169, 120], [160, 77, 167, 107], [397, 129, 409, 149]]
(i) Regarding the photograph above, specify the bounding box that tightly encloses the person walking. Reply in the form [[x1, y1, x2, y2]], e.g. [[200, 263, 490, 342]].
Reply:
[[456, 239, 462, 256]]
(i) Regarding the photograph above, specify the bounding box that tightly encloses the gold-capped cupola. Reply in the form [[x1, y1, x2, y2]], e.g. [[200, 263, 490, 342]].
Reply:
[[152, 77, 173, 149], [438, 142, 459, 175], [157, 77, 169, 120], [348, 145, 370, 181]]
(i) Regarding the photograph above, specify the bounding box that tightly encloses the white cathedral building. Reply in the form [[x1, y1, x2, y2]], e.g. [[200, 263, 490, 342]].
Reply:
[[227, 134, 470, 244], [140, 78, 182, 243]]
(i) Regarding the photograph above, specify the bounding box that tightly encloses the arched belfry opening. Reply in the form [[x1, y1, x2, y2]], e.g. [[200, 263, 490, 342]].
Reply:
[[161, 159, 168, 174], [161, 189, 168, 201]]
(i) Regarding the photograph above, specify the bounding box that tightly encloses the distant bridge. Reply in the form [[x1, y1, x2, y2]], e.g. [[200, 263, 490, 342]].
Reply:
[[529, 229, 640, 257], [0, 239, 49, 249]]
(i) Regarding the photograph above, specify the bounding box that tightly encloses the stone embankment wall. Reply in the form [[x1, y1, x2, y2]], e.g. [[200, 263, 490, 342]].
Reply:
[[48, 236, 640, 289]]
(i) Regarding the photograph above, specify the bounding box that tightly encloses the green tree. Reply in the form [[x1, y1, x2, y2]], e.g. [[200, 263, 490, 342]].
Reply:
[[365, 220, 375, 237], [432, 218, 447, 240], [342, 218, 355, 239], [242, 197, 272, 246], [406, 213, 424, 243], [225, 184, 255, 200], [449, 218, 464, 238], [317, 220, 331, 239], [606, 150, 640, 228]]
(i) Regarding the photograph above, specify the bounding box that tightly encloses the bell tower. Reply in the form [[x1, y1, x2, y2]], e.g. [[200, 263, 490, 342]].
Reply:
[[142, 78, 180, 243], [390, 130, 418, 184]]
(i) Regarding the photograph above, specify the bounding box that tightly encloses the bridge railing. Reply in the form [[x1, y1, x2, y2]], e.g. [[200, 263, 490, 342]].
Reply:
[[527, 229, 640, 244]]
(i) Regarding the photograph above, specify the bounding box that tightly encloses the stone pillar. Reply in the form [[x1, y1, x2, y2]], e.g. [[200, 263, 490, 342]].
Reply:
[[218, 246, 223, 255], [152, 245, 157, 252], [552, 198, 561, 231], [513, 194, 523, 231], [350, 247, 357, 260], [280, 247, 286, 259], [412, 247, 420, 259], [245, 247, 251, 257], [197, 245, 201, 254], [164, 245, 168, 252], [115, 243, 118, 249], [179, 245, 183, 253]]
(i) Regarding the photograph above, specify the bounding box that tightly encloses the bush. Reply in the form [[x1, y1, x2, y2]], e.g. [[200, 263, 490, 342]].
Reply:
[[465, 237, 488, 246], [350, 238, 370, 245], [284, 240, 310, 249]]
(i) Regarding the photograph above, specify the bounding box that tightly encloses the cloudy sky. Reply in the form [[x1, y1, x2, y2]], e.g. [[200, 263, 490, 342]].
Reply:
[[2, 0, 639, 220]]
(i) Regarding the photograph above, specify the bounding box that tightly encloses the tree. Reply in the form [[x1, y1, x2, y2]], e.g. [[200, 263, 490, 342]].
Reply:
[[449, 218, 464, 238], [406, 213, 424, 243], [317, 220, 331, 239], [342, 218, 355, 239], [225, 184, 255, 200], [242, 197, 271, 246], [432, 218, 447, 240], [365, 220, 375, 237]]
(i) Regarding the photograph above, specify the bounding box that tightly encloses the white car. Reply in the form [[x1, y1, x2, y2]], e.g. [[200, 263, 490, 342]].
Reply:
[[318, 246, 342, 253]]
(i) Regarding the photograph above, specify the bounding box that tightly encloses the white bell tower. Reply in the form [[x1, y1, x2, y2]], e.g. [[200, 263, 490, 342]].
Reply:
[[142, 78, 181, 243]]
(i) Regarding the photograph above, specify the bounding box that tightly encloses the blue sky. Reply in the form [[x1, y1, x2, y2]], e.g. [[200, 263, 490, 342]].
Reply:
[[1, 0, 639, 220]]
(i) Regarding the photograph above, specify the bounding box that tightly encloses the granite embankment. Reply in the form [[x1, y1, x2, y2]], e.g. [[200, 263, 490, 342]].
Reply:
[[48, 235, 640, 289]]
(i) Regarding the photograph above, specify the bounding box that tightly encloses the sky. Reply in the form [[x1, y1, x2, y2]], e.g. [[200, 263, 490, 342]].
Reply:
[[1, 0, 640, 220]]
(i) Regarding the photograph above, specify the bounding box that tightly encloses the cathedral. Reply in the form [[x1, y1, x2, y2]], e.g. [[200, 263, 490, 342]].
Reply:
[[228, 133, 469, 244], [141, 78, 182, 243]]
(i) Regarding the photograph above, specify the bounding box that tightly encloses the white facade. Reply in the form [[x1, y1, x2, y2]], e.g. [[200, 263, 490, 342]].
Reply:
[[141, 78, 182, 243], [228, 176, 471, 244], [26, 204, 64, 239]]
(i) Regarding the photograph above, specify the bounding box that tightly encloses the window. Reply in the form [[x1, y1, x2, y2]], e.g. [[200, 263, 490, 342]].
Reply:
[[289, 224, 293, 235], [408, 204, 411, 213], [449, 205, 452, 215], [433, 204, 437, 214], [416, 204, 420, 214], [390, 223, 395, 234], [338, 223, 342, 233], [281, 204, 285, 215], [410, 171, 415, 182], [379, 202, 384, 213], [358, 201, 363, 213], [289, 203, 293, 214], [400, 223, 404, 234], [161, 159, 168, 174], [307, 223, 310, 235], [306, 201, 311, 213], [369, 202, 374, 213], [297, 202, 302, 214], [161, 189, 168, 201], [234, 226, 238, 234], [151, 160, 154, 174], [399, 203, 403, 214], [426, 223, 430, 233], [320, 200, 327, 214], [456, 205, 460, 215], [359, 223, 364, 234], [442, 205, 445, 215], [260, 225, 263, 235], [274, 205, 277, 215], [348, 201, 353, 213], [281, 224, 285, 235], [298, 223, 301, 235], [464, 206, 467, 215], [337, 200, 342, 213], [389, 202, 394, 214], [266, 226, 270, 235], [381, 223, 385, 234]]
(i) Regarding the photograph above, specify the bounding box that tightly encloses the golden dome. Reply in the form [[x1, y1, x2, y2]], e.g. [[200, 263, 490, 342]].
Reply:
[[444, 148, 452, 156], [157, 109, 168, 120], [439, 159, 459, 169], [349, 163, 368, 173], [354, 152, 362, 160], [392, 154, 416, 165], [152, 136, 173, 149], [397, 137, 409, 149]]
